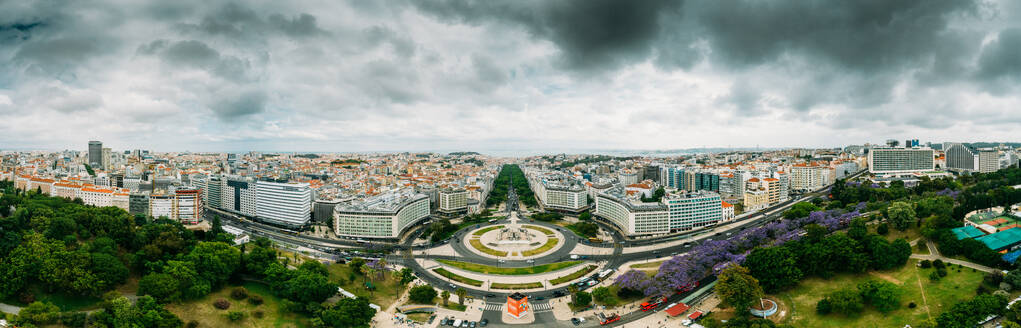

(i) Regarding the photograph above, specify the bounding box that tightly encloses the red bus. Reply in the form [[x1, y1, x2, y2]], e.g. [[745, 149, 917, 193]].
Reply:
[[640, 296, 667, 311]]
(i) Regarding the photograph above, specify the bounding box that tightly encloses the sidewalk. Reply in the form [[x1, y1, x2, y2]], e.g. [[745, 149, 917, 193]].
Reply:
[[908, 241, 996, 273]]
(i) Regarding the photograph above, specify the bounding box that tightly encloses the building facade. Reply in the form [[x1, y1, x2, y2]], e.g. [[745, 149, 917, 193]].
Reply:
[[868, 147, 935, 175], [333, 191, 430, 239], [255, 181, 312, 228]]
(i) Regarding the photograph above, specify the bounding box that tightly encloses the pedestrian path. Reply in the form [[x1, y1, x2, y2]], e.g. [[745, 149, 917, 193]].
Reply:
[[532, 302, 553, 313], [482, 302, 553, 313]]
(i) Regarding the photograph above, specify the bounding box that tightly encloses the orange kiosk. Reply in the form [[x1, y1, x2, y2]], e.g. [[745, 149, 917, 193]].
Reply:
[[506, 292, 529, 318]]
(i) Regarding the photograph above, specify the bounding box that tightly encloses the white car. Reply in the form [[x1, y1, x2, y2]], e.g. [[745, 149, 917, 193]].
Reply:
[[570, 254, 579, 260], [498, 260, 506, 263]]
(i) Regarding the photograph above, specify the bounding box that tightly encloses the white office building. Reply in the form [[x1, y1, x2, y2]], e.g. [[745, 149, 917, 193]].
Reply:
[[594, 187, 723, 237], [222, 175, 257, 217], [868, 147, 935, 175], [334, 191, 430, 238], [438, 188, 468, 214], [255, 181, 312, 228]]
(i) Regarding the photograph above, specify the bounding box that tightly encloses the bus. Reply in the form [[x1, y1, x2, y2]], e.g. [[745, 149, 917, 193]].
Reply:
[[588, 237, 602, 243], [597, 269, 615, 280]]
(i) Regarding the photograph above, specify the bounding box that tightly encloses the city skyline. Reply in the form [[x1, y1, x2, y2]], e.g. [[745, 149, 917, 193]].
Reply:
[[3, 1, 1021, 152]]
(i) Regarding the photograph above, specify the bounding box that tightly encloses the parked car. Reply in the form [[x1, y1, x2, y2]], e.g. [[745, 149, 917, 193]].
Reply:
[[571, 318, 581, 326], [480, 318, 489, 327]]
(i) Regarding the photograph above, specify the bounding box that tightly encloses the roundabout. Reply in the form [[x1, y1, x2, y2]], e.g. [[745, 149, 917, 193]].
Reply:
[[463, 213, 567, 260]]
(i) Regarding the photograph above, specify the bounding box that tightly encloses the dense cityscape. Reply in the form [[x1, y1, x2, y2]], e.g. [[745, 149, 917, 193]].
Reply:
[[6, 1, 1021, 328], [2, 140, 1021, 328]]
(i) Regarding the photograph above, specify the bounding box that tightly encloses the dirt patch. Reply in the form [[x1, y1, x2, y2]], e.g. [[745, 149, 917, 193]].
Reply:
[[869, 271, 903, 284]]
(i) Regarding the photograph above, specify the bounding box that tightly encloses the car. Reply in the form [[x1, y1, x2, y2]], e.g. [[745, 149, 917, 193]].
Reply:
[[498, 259, 506, 263], [553, 290, 565, 297], [526, 259, 535, 263], [428, 315, 436, 324], [571, 318, 581, 326], [470, 321, 477, 328], [536, 296, 545, 300], [449, 283, 457, 289], [480, 319, 488, 327], [485, 293, 495, 297]]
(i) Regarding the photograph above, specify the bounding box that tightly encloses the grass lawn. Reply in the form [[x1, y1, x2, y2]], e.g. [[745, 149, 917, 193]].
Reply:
[[491, 282, 543, 290], [631, 260, 665, 269], [433, 268, 484, 287], [870, 225, 922, 243], [565, 223, 598, 238], [776, 259, 984, 328], [550, 265, 598, 285], [437, 259, 582, 275], [166, 281, 310, 328], [328, 262, 406, 310], [523, 225, 553, 235], [473, 225, 504, 236], [469, 239, 508, 257], [521, 238, 559, 256], [406, 313, 432, 323], [593, 285, 643, 308]]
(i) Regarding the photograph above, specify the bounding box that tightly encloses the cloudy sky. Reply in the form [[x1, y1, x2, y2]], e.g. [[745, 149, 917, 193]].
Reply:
[[2, 0, 1021, 153]]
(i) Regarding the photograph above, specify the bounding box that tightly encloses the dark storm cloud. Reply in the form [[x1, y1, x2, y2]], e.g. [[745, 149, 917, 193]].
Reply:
[[414, 0, 983, 112], [139, 39, 253, 82], [977, 28, 1021, 85], [212, 89, 266, 118], [175, 3, 326, 42], [414, 0, 679, 72]]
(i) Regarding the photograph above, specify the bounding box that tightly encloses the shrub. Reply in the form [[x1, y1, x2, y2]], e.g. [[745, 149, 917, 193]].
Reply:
[[877, 223, 889, 235], [253, 310, 264, 319], [186, 321, 199, 328], [929, 271, 941, 282], [248, 295, 264, 305], [60, 312, 87, 328], [409, 285, 438, 304], [213, 298, 231, 310], [937, 269, 948, 277], [227, 311, 244, 322], [919, 260, 931, 269], [933, 259, 945, 269], [816, 298, 832, 314], [908, 302, 916, 308], [231, 287, 248, 300]]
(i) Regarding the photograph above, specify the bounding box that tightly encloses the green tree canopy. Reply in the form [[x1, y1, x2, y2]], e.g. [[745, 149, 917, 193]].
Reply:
[[716, 265, 764, 312]]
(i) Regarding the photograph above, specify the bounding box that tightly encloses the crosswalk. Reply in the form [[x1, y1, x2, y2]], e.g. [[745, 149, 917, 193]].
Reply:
[[531, 302, 553, 312], [483, 302, 554, 313]]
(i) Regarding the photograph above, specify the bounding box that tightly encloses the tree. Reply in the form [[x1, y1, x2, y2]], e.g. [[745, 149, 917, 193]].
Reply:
[[455, 287, 467, 306], [138, 273, 180, 302], [784, 202, 820, 220], [876, 223, 889, 235], [349, 257, 366, 273], [847, 217, 868, 240], [578, 211, 592, 221], [409, 285, 437, 304], [744, 246, 803, 293], [858, 280, 901, 313], [826, 288, 864, 316], [816, 298, 832, 314], [568, 284, 579, 304], [935, 294, 1007, 328], [398, 268, 415, 285], [319, 297, 375, 328], [716, 265, 764, 312], [887, 202, 917, 231], [90, 252, 129, 291], [441, 290, 450, 307], [17, 301, 60, 325], [187, 241, 241, 287], [592, 286, 612, 303], [574, 291, 592, 307]]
